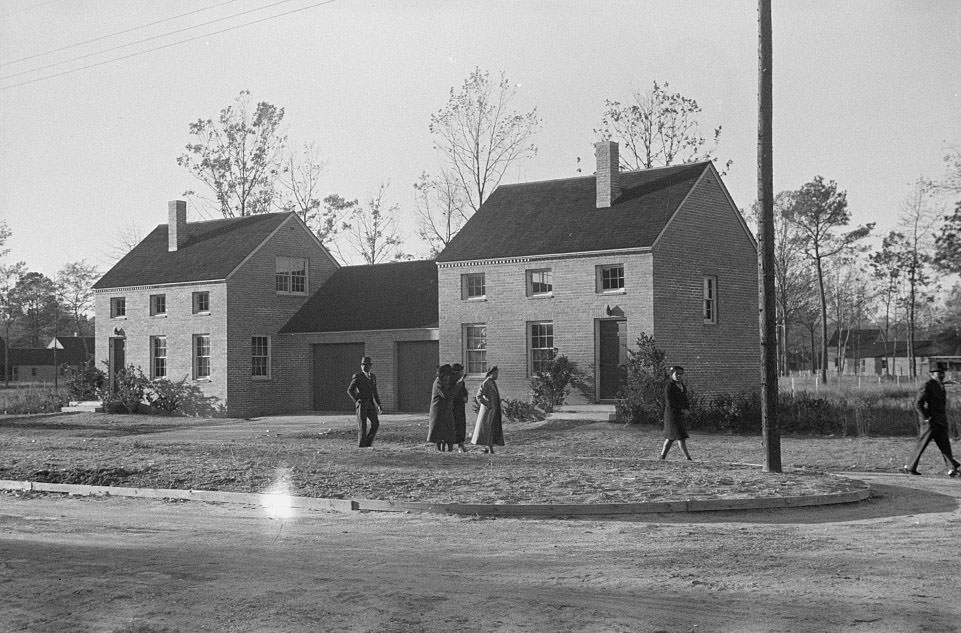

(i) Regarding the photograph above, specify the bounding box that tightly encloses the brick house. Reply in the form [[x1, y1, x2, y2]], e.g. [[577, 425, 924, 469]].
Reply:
[[93, 202, 338, 416], [435, 141, 759, 402], [277, 259, 439, 413]]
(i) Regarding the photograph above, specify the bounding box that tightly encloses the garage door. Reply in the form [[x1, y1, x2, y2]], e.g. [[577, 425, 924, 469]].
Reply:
[[396, 341, 439, 412], [313, 343, 365, 411]]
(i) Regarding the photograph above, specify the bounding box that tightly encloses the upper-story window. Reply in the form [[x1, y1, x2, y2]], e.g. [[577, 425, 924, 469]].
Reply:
[[461, 273, 486, 300], [192, 291, 210, 314], [110, 297, 126, 318], [276, 256, 308, 294], [596, 264, 625, 293], [527, 269, 553, 297], [703, 276, 718, 324], [149, 294, 166, 316]]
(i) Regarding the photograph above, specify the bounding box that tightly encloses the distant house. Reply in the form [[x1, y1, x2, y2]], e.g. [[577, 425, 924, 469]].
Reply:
[[0, 336, 94, 383], [277, 260, 439, 413], [93, 202, 338, 416], [435, 141, 760, 402], [829, 329, 961, 377]]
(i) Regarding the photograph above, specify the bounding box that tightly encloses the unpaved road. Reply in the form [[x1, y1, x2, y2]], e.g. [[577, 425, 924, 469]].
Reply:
[[1, 473, 959, 633]]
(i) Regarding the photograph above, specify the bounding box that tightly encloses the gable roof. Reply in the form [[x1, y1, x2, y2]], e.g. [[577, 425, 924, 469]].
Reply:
[[93, 213, 295, 289], [280, 260, 438, 333], [47, 336, 95, 362], [436, 161, 713, 263]]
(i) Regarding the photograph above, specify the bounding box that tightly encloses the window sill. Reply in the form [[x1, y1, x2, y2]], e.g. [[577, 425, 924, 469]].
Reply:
[[528, 293, 553, 299], [193, 311, 211, 316], [465, 296, 487, 302], [193, 377, 211, 383], [598, 289, 626, 295], [252, 376, 272, 381], [150, 314, 167, 318], [276, 291, 307, 297], [111, 316, 127, 320]]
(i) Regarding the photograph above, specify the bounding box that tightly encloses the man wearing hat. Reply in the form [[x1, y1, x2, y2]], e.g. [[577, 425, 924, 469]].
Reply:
[[903, 362, 959, 477], [347, 356, 382, 447]]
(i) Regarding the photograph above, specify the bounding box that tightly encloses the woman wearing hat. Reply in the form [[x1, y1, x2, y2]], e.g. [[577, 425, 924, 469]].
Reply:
[[471, 366, 504, 454], [450, 363, 469, 453], [660, 365, 693, 460], [426, 364, 455, 451]]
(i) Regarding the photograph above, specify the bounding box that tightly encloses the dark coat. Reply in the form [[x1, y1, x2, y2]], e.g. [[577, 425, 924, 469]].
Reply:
[[451, 378, 469, 444], [916, 377, 947, 426], [426, 378, 455, 444], [347, 371, 381, 407], [663, 379, 690, 440]]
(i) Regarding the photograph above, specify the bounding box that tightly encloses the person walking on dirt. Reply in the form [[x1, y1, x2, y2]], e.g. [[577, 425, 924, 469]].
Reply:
[[660, 366, 692, 461], [347, 356, 382, 448], [450, 363, 470, 453], [903, 362, 959, 477]]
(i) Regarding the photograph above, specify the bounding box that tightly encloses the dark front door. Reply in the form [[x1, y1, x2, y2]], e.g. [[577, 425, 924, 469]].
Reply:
[[396, 340, 439, 412], [108, 337, 125, 392], [312, 343, 365, 411], [597, 319, 627, 400]]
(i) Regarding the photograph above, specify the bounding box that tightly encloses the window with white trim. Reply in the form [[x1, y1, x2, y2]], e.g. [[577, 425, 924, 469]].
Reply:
[[464, 324, 487, 374], [276, 257, 308, 294], [192, 291, 210, 314], [251, 335, 270, 378], [529, 321, 555, 375], [149, 294, 166, 316], [527, 268, 553, 297], [461, 273, 486, 300], [150, 336, 167, 379], [596, 264, 625, 292], [193, 334, 211, 379], [110, 297, 126, 318], [703, 275, 717, 324]]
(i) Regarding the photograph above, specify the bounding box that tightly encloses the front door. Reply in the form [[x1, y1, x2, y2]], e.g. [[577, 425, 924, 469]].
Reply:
[[108, 337, 125, 392], [597, 319, 627, 400]]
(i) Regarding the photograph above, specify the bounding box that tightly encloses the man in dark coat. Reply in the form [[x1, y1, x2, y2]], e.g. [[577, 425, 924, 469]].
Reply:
[[903, 362, 959, 476], [347, 356, 382, 448]]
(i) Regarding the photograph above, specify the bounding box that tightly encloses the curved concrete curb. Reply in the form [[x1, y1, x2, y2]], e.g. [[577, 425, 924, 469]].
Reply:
[[0, 477, 871, 517]]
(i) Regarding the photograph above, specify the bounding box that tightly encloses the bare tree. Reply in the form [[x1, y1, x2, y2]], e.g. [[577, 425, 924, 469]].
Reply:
[[413, 170, 468, 257], [56, 261, 99, 359], [430, 67, 541, 215], [596, 80, 732, 174], [177, 90, 288, 218], [343, 183, 406, 265], [783, 176, 873, 383], [0, 260, 26, 386]]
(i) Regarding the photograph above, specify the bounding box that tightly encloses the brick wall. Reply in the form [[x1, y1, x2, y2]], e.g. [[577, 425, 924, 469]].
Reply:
[[652, 169, 760, 397], [438, 252, 654, 403], [95, 282, 229, 409], [226, 216, 339, 416]]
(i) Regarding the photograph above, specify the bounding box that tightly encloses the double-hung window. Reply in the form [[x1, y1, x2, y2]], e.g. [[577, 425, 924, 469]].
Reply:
[[527, 269, 553, 297], [464, 324, 487, 374], [703, 276, 718, 324], [110, 297, 126, 318], [461, 273, 486, 300], [251, 335, 270, 378], [276, 257, 308, 294], [193, 334, 211, 380], [597, 264, 624, 292], [529, 322, 555, 375], [193, 291, 210, 314], [150, 294, 166, 316], [150, 336, 167, 379]]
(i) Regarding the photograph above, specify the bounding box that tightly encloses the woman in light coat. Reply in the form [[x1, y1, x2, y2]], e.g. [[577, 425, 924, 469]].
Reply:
[[471, 366, 504, 454]]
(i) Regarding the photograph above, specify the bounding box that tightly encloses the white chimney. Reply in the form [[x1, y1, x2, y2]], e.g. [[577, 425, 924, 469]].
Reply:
[[594, 141, 620, 208], [168, 200, 187, 252]]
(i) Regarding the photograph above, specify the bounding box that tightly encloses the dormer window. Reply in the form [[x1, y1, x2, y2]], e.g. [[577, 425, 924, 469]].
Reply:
[[276, 257, 308, 294]]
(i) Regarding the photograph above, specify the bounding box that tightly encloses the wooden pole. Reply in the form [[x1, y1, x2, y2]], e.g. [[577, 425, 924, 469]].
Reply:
[[758, 0, 781, 472]]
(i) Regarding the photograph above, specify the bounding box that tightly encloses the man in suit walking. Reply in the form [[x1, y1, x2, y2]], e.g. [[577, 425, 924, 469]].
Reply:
[[903, 361, 959, 477], [347, 356, 382, 447]]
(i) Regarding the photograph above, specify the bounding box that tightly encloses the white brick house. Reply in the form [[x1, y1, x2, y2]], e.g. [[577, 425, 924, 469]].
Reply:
[[435, 142, 760, 403], [93, 202, 338, 416]]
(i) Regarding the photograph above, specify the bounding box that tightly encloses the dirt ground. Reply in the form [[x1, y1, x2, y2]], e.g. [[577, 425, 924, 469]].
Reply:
[[1, 470, 959, 633]]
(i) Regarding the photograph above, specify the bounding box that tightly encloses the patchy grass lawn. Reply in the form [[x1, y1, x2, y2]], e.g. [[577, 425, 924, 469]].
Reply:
[[0, 411, 950, 505]]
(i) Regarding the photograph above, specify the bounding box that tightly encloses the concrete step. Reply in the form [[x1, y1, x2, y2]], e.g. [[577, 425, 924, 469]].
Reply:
[[548, 404, 617, 422], [61, 401, 103, 413]]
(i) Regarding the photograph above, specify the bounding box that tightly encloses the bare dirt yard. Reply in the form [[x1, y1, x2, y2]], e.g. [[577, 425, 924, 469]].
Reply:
[[1, 411, 960, 632]]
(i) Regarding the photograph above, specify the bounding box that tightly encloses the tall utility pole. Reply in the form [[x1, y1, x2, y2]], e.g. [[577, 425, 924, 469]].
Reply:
[[758, 0, 781, 472]]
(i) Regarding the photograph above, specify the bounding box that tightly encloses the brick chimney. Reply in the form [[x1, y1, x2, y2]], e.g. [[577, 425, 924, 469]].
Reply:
[[595, 140, 620, 208], [168, 200, 187, 252]]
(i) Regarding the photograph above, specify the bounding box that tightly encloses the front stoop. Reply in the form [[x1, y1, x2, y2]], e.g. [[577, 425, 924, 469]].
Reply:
[[548, 404, 616, 423]]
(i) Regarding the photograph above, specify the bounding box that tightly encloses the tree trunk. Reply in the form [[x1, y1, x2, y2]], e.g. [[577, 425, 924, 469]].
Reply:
[[815, 256, 828, 384]]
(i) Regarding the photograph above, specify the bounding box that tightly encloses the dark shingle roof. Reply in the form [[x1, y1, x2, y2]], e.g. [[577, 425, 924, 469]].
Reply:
[[280, 260, 438, 333], [436, 162, 712, 263], [93, 213, 292, 289], [48, 336, 95, 363]]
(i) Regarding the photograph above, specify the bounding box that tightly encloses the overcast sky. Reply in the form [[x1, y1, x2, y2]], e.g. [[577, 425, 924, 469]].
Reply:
[[1, 0, 958, 277]]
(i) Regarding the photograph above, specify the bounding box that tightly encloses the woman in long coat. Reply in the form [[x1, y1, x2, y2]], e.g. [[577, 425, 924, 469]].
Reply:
[[471, 366, 504, 454], [426, 364, 455, 451], [660, 365, 692, 460], [450, 363, 469, 453]]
